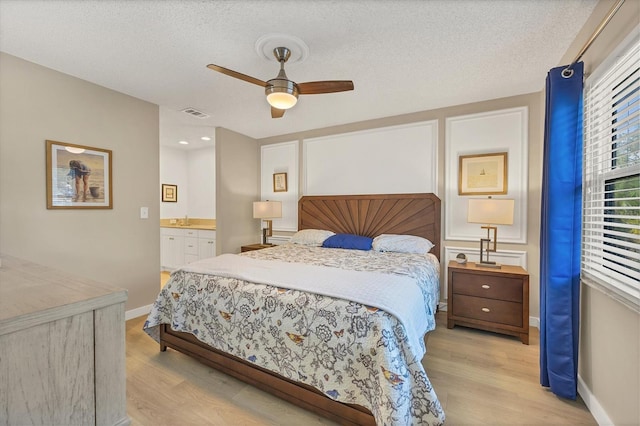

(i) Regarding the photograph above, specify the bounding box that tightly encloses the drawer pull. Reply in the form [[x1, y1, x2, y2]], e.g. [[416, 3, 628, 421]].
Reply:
[[169, 237, 174, 241], [481, 284, 491, 289], [481, 307, 491, 313]]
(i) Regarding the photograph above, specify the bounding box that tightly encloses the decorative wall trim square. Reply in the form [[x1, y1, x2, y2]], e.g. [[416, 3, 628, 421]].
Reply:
[[444, 107, 528, 244]]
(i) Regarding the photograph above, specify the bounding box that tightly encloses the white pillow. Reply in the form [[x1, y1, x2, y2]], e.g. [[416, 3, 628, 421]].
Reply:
[[290, 229, 335, 246], [372, 234, 435, 254]]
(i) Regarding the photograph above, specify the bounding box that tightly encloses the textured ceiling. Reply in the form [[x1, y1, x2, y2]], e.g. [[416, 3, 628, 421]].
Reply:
[[0, 0, 598, 148]]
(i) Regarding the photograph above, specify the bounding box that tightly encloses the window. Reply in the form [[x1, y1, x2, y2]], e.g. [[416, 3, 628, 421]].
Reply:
[[582, 33, 639, 312]]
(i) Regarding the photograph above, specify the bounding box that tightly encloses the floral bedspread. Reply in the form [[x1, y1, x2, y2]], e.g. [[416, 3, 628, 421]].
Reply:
[[144, 244, 445, 425]]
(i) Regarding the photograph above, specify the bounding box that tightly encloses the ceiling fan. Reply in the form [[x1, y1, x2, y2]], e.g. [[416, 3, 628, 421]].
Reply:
[[207, 47, 354, 118]]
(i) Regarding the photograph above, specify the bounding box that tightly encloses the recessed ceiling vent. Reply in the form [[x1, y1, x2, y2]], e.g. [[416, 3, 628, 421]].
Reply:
[[180, 107, 210, 119]]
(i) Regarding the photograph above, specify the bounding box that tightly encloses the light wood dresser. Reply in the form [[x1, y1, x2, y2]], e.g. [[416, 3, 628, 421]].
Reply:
[[447, 260, 530, 344], [0, 255, 130, 426]]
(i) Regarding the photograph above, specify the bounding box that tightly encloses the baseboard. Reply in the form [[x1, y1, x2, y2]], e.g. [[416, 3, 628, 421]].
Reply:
[[578, 375, 613, 426], [125, 304, 153, 321], [530, 316, 540, 329]]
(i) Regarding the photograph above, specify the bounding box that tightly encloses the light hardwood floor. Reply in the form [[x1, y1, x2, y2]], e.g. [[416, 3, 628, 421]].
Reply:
[[126, 312, 596, 425]]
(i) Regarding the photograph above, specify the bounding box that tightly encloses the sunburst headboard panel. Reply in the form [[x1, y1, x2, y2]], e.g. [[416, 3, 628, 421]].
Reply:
[[298, 193, 441, 259]]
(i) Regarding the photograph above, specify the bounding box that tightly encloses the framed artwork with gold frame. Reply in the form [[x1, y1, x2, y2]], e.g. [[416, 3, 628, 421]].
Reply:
[[458, 152, 508, 195], [46, 140, 113, 209], [273, 172, 288, 192]]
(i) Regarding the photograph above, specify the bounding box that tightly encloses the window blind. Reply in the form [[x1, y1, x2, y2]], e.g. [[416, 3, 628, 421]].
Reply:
[[582, 36, 640, 310]]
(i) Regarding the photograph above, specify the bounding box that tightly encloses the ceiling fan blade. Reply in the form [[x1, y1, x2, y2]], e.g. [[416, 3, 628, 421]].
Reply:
[[271, 107, 285, 119], [206, 64, 268, 87], [297, 80, 354, 95]]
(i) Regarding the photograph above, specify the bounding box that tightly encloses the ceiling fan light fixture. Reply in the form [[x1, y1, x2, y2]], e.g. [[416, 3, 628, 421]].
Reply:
[[265, 79, 299, 110], [266, 90, 298, 109]]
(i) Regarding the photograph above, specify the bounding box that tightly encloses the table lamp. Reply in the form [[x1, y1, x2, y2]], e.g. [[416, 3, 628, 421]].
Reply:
[[467, 197, 514, 268], [253, 200, 282, 245]]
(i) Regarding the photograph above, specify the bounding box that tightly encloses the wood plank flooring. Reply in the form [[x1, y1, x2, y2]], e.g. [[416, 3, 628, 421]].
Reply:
[[126, 312, 596, 425]]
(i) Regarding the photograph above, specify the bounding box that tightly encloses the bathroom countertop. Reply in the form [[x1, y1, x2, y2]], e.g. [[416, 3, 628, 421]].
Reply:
[[160, 224, 216, 230], [160, 218, 216, 231]]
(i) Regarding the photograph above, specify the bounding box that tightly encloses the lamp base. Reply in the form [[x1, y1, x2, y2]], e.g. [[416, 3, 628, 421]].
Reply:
[[476, 261, 502, 269]]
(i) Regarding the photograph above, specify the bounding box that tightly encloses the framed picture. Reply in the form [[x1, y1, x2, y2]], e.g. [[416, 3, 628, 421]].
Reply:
[[162, 184, 178, 202], [273, 172, 288, 192], [458, 152, 508, 195], [46, 140, 113, 209]]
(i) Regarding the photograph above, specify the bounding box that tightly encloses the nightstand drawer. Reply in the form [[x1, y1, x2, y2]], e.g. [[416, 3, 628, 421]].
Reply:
[[452, 294, 523, 327], [452, 272, 523, 303]]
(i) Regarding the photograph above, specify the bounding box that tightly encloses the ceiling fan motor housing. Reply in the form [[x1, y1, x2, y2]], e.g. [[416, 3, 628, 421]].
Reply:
[[265, 78, 299, 109], [264, 47, 299, 109]]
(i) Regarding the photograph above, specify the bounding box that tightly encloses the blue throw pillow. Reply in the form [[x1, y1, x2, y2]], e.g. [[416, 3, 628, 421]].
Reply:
[[322, 234, 373, 251]]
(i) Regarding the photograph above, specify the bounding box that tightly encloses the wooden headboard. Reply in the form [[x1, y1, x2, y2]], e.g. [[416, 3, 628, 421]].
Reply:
[[298, 193, 441, 260]]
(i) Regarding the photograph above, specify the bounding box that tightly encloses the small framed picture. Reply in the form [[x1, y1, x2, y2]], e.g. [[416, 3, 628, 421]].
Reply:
[[458, 152, 508, 195], [273, 172, 288, 192], [162, 184, 178, 202], [46, 140, 113, 209]]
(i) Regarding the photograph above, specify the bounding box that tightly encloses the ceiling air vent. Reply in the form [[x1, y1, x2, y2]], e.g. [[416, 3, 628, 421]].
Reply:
[[180, 107, 210, 119]]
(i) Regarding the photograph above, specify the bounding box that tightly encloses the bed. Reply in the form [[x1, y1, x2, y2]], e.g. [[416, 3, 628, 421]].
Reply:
[[144, 193, 444, 425]]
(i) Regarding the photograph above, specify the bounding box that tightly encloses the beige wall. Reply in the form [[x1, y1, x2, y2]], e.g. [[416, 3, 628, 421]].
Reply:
[[0, 53, 160, 311], [260, 92, 544, 318], [215, 127, 260, 254], [580, 286, 639, 424], [567, 1, 639, 424]]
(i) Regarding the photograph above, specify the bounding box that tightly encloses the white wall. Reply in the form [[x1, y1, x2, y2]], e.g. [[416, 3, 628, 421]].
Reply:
[[188, 147, 216, 218], [303, 121, 438, 196], [260, 141, 298, 232], [160, 146, 215, 219], [160, 146, 188, 218]]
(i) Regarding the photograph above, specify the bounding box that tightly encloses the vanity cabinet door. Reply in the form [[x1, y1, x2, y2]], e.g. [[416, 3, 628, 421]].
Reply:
[[161, 228, 184, 270]]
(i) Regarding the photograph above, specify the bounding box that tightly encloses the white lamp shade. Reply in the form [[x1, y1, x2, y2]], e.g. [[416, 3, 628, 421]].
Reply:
[[468, 198, 514, 225], [253, 201, 282, 219]]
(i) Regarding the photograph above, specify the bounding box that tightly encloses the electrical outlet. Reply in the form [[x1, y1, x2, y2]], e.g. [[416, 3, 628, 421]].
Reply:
[[140, 207, 149, 219]]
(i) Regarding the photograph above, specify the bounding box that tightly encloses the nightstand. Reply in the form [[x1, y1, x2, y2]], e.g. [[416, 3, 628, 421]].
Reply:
[[447, 261, 529, 344], [240, 243, 274, 253]]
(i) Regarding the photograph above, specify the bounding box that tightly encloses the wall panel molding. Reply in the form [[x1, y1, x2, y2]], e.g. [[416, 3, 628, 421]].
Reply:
[[261, 141, 298, 232], [303, 121, 438, 196], [444, 107, 528, 244]]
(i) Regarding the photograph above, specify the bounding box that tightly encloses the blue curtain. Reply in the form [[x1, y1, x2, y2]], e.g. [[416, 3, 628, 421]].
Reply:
[[540, 62, 584, 400]]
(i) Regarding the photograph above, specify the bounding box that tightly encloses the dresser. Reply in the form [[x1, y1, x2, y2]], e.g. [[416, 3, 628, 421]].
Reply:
[[447, 261, 529, 344], [0, 255, 130, 425]]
